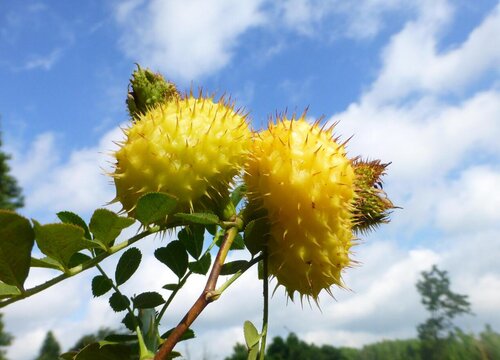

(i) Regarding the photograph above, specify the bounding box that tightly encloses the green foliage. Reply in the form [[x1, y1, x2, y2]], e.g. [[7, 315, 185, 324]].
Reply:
[[416, 265, 473, 360], [132, 292, 165, 309], [188, 253, 212, 275], [89, 209, 135, 248], [135, 192, 178, 226], [154, 241, 188, 278], [227, 329, 500, 360], [35, 331, 61, 360], [91, 275, 113, 297], [115, 248, 142, 286], [69, 327, 116, 352], [0, 129, 24, 211], [178, 225, 205, 259], [0, 211, 34, 290], [174, 212, 220, 225], [0, 313, 12, 360], [33, 222, 96, 271]]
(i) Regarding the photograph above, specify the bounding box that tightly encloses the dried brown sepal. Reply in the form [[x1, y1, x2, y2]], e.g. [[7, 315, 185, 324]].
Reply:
[[352, 158, 395, 234]]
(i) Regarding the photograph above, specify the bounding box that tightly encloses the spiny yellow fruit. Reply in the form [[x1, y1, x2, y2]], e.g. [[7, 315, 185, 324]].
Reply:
[[112, 96, 251, 220], [245, 116, 355, 300]]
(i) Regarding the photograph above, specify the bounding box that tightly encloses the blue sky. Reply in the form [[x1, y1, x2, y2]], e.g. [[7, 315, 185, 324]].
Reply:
[[1, 1, 500, 359]]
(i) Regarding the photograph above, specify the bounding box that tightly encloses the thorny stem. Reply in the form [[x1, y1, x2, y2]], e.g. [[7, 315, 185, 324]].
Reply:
[[259, 250, 269, 360], [155, 235, 220, 327], [154, 225, 240, 360], [0, 227, 159, 308]]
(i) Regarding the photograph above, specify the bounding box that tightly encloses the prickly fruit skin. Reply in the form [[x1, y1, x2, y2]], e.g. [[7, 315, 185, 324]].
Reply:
[[112, 96, 251, 220], [245, 117, 355, 299]]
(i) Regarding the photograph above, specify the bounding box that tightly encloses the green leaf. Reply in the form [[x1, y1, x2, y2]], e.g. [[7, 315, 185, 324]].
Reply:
[[0, 282, 21, 298], [0, 211, 35, 290], [161, 328, 195, 342], [121, 312, 138, 331], [68, 252, 92, 268], [220, 260, 249, 276], [162, 283, 178, 291], [132, 291, 165, 308], [30, 257, 63, 271], [89, 209, 135, 247], [178, 225, 204, 259], [154, 241, 188, 278], [109, 292, 130, 312], [167, 352, 182, 359], [33, 221, 95, 270], [103, 334, 136, 343], [115, 247, 142, 286], [73, 342, 132, 360], [92, 275, 113, 297], [174, 212, 219, 225], [135, 192, 178, 225], [57, 211, 92, 240], [244, 320, 261, 348], [216, 233, 245, 250], [58, 351, 78, 360], [230, 184, 247, 207], [244, 218, 270, 255], [188, 253, 211, 275], [248, 344, 259, 360]]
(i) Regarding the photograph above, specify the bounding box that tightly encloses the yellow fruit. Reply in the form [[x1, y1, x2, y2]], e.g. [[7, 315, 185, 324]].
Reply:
[[112, 96, 251, 219], [245, 116, 355, 299]]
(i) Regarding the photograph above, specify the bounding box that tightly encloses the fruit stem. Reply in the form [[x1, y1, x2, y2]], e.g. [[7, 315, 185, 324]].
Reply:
[[154, 225, 239, 359], [259, 250, 269, 360]]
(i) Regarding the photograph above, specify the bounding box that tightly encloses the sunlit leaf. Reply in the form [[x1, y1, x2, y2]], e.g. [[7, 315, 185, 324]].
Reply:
[[174, 212, 219, 225], [33, 221, 95, 270], [244, 320, 261, 348], [0, 282, 21, 298], [57, 211, 91, 240], [89, 209, 134, 247], [135, 192, 178, 225], [30, 257, 62, 271], [0, 211, 35, 290]]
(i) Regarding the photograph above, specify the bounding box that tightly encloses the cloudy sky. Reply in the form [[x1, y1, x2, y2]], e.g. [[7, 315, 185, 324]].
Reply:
[[1, 0, 500, 359]]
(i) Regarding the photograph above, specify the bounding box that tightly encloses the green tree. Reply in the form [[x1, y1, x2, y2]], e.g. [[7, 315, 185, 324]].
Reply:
[[0, 314, 13, 360], [35, 331, 61, 360], [416, 265, 473, 360], [0, 127, 24, 211], [68, 327, 116, 352]]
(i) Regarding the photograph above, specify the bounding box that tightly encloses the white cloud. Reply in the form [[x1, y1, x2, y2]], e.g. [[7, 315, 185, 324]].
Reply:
[[9, 127, 122, 220], [364, 2, 500, 104], [20, 48, 62, 71], [115, 0, 266, 82]]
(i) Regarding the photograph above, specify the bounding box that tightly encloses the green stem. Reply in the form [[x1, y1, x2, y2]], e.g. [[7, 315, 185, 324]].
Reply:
[[259, 251, 269, 360], [0, 227, 159, 308], [213, 254, 263, 296]]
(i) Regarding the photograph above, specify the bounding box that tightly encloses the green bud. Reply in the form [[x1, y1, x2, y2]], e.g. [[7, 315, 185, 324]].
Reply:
[[126, 64, 179, 119]]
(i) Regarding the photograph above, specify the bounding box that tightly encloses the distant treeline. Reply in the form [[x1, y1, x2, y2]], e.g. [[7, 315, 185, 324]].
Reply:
[[226, 325, 500, 360]]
